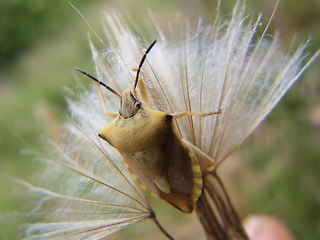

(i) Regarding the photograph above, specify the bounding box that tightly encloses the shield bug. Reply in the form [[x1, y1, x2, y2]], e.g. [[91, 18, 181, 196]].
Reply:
[[75, 40, 221, 213]]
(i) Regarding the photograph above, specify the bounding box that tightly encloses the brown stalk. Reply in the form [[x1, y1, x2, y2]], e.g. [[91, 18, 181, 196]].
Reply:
[[196, 170, 248, 240]]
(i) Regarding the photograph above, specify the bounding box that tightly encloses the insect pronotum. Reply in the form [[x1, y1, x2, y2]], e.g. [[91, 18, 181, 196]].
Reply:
[[75, 40, 221, 213]]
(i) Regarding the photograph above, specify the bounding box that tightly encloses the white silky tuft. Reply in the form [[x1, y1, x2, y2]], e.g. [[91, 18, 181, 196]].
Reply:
[[91, 3, 318, 163], [21, 89, 152, 239], [23, 1, 319, 239]]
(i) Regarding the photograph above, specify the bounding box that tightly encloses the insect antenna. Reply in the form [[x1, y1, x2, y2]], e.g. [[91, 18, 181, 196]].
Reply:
[[74, 67, 121, 98], [133, 40, 157, 95]]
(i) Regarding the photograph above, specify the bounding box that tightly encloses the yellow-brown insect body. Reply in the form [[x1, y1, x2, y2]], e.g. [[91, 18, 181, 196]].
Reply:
[[99, 90, 202, 213], [75, 41, 208, 213]]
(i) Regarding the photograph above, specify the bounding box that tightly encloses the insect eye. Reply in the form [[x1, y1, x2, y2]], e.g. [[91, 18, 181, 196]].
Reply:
[[135, 101, 142, 108]]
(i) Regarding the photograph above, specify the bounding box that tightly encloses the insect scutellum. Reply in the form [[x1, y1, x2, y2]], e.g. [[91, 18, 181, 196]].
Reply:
[[74, 40, 157, 119]]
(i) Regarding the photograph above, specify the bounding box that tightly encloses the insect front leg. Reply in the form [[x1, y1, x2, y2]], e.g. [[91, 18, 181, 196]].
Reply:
[[95, 85, 118, 117], [182, 139, 216, 172], [132, 68, 151, 108], [136, 77, 150, 108]]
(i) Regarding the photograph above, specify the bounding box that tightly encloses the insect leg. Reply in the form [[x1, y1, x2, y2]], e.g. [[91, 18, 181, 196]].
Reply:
[[182, 139, 216, 170], [137, 77, 150, 108], [172, 108, 222, 120], [131, 68, 151, 108], [95, 85, 118, 117]]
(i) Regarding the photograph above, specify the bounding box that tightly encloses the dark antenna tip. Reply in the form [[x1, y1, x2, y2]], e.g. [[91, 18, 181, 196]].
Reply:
[[133, 40, 157, 93], [74, 67, 121, 98], [74, 67, 85, 75]]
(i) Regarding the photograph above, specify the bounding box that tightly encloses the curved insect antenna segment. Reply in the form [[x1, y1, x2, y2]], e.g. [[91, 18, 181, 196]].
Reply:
[[74, 67, 121, 98], [133, 40, 157, 96]]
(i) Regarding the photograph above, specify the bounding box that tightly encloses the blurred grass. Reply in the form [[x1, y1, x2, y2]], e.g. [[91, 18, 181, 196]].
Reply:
[[0, 0, 319, 239]]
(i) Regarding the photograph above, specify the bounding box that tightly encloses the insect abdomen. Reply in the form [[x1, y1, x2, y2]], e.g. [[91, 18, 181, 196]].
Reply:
[[187, 148, 203, 203]]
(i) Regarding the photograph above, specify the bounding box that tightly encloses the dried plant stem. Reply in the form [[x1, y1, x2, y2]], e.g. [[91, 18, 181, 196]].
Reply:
[[151, 211, 175, 240], [196, 171, 248, 240]]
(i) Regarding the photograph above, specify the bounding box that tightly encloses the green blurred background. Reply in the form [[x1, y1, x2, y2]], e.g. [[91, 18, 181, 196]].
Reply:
[[0, 0, 319, 239]]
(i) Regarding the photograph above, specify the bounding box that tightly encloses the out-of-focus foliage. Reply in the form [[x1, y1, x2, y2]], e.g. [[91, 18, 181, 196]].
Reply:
[[0, 0, 89, 67]]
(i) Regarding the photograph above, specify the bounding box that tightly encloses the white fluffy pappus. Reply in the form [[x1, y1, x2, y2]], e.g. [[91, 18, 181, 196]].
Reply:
[[21, 1, 319, 240]]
